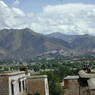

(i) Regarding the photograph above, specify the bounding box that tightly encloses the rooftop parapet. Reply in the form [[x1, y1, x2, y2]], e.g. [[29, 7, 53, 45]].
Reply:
[[64, 76, 79, 80], [27, 75, 48, 79], [0, 71, 26, 76]]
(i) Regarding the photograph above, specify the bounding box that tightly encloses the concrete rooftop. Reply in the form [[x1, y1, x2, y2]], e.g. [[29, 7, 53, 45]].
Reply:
[[64, 76, 79, 80], [0, 71, 26, 76]]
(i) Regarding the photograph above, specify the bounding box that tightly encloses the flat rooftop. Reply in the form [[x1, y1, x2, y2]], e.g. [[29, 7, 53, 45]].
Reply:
[[27, 75, 47, 79], [0, 71, 26, 76], [64, 76, 79, 80]]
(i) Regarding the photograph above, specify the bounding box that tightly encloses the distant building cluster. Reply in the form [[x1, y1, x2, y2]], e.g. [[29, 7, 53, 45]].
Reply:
[[0, 71, 49, 95], [64, 67, 95, 95]]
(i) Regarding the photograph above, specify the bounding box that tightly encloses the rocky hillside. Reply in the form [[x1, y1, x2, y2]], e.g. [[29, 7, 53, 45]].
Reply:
[[0, 28, 70, 59]]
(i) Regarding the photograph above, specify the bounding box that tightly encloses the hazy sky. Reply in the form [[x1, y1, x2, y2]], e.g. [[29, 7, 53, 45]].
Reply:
[[0, 0, 95, 35]]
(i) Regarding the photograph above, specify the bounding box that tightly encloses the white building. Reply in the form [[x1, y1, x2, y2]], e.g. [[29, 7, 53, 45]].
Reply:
[[0, 71, 27, 95], [0, 71, 49, 95]]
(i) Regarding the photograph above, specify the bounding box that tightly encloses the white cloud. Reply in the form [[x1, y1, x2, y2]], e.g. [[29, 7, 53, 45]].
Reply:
[[0, 1, 26, 29], [12, 8, 25, 16], [13, 0, 20, 5], [0, 1, 95, 35], [30, 3, 95, 35]]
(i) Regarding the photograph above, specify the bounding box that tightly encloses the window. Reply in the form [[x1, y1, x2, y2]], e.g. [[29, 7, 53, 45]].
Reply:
[[19, 80, 21, 92], [22, 80, 25, 91], [11, 83, 14, 95]]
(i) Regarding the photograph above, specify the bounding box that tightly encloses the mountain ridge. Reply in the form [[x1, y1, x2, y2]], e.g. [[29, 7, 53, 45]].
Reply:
[[0, 28, 70, 59], [0, 29, 95, 59], [47, 32, 82, 42]]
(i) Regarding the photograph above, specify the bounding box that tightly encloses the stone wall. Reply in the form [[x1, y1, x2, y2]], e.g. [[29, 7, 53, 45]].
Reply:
[[64, 79, 79, 95], [0, 77, 9, 95], [26, 78, 47, 95]]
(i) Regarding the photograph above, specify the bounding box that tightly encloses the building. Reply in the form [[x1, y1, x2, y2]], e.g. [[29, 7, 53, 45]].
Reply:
[[0, 71, 49, 95], [26, 75, 49, 95], [64, 69, 95, 95], [64, 76, 79, 95], [0, 71, 27, 95]]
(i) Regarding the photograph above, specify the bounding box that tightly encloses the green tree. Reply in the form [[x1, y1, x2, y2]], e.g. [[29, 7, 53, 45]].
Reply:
[[41, 71, 63, 95]]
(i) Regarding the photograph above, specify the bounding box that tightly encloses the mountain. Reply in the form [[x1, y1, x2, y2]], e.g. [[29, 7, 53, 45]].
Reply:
[[0, 29, 95, 59], [47, 32, 80, 42], [47, 32, 95, 56], [0, 28, 70, 59], [71, 34, 95, 52]]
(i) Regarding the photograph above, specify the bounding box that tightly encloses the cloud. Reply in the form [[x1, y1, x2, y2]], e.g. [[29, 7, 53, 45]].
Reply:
[[30, 3, 95, 35], [13, 0, 20, 5], [12, 8, 25, 16], [0, 1, 95, 35], [0, 1, 26, 29]]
